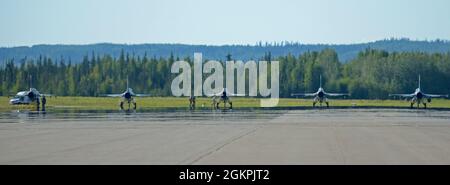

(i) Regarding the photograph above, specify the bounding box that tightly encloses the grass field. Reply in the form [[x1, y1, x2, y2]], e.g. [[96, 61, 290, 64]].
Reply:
[[1, 96, 450, 112]]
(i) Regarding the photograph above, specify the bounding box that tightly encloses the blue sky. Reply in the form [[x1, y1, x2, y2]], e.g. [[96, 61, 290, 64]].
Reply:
[[1, 0, 449, 46]]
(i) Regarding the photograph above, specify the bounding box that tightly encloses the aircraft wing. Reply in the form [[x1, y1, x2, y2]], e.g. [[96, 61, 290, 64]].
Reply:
[[206, 92, 222, 97], [205, 93, 245, 97], [100, 94, 123, 97], [325, 93, 349, 97], [135, 94, 151, 97], [228, 93, 245, 97], [389, 93, 415, 98], [424, 93, 449, 98], [291, 93, 316, 97], [40, 93, 53, 97]]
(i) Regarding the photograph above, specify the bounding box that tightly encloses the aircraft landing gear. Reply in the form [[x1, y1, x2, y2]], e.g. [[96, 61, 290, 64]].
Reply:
[[120, 99, 137, 111], [213, 99, 232, 110], [423, 103, 427, 109], [326, 102, 329, 108]]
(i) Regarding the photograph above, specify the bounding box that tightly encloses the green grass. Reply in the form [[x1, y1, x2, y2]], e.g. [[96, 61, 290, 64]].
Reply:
[[1, 96, 450, 112]]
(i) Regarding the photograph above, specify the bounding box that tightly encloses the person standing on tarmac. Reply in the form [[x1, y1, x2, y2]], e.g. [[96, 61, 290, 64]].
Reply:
[[36, 97, 40, 112], [41, 95, 46, 111]]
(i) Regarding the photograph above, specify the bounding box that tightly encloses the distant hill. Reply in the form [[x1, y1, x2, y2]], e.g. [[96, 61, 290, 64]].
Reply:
[[1, 39, 450, 64]]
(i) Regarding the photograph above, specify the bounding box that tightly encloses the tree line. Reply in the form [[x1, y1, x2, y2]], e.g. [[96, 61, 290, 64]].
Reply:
[[1, 49, 449, 99], [2, 39, 450, 64]]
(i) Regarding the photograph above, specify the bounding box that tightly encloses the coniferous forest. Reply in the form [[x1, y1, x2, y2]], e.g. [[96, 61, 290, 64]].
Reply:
[[1, 48, 449, 99]]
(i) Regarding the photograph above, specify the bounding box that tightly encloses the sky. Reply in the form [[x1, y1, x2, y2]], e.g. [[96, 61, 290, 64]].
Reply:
[[1, 0, 450, 47]]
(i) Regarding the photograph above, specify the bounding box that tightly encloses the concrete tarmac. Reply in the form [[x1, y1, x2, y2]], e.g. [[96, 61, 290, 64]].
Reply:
[[1, 109, 450, 164]]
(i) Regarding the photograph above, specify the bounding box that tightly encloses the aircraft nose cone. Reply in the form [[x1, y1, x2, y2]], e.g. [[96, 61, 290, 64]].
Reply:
[[318, 91, 324, 97], [124, 92, 131, 99], [417, 92, 423, 99]]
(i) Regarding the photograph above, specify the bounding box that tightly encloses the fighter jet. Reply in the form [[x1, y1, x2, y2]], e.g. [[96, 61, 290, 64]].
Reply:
[[389, 75, 448, 109], [291, 75, 349, 107], [9, 75, 51, 105], [101, 77, 150, 110], [208, 88, 245, 109]]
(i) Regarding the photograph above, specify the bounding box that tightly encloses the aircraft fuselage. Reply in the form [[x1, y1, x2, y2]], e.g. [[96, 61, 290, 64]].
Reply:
[[313, 88, 329, 107], [410, 89, 428, 108]]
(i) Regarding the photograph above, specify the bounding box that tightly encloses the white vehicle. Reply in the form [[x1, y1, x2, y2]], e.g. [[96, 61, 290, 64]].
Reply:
[[9, 76, 52, 105]]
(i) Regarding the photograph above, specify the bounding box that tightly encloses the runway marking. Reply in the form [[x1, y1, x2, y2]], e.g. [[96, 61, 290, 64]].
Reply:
[[180, 111, 290, 164], [183, 124, 264, 165]]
